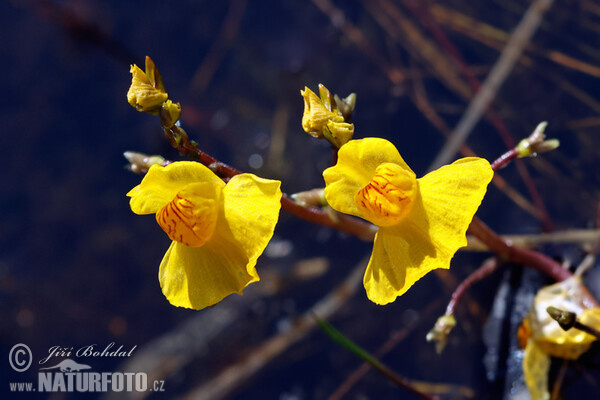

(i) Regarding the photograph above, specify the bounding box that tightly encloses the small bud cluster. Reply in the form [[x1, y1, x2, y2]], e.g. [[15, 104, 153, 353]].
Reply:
[[301, 84, 356, 148], [516, 121, 560, 158]]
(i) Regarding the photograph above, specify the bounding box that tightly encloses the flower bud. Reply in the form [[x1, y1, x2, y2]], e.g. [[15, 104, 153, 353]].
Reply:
[[426, 315, 456, 354], [301, 87, 334, 138], [160, 100, 181, 128], [300, 84, 355, 147], [516, 122, 560, 158], [127, 60, 168, 114], [325, 120, 354, 148], [123, 151, 166, 174]]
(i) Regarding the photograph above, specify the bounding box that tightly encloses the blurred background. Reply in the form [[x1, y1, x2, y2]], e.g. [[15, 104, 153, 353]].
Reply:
[[2, 0, 600, 398]]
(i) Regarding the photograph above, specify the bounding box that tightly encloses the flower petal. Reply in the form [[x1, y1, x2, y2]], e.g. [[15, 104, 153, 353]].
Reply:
[[323, 138, 412, 218], [363, 225, 437, 305], [416, 157, 493, 255], [158, 238, 258, 310], [128, 162, 225, 215], [523, 340, 551, 400], [222, 174, 282, 269], [363, 158, 491, 304]]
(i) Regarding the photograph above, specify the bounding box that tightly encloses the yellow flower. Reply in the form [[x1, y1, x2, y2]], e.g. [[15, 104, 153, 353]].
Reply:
[[301, 86, 354, 147], [520, 276, 600, 400], [127, 64, 168, 113], [127, 161, 282, 310], [323, 138, 493, 305]]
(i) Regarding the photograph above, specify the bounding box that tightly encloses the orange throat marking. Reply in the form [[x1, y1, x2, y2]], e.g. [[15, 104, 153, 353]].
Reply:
[[156, 192, 218, 247], [354, 163, 416, 227]]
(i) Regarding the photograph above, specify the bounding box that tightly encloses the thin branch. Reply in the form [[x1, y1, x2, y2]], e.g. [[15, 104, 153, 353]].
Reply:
[[490, 148, 519, 171], [445, 258, 501, 316], [407, 0, 555, 230], [550, 360, 569, 400], [428, 0, 554, 169], [465, 229, 600, 252], [467, 217, 573, 283]]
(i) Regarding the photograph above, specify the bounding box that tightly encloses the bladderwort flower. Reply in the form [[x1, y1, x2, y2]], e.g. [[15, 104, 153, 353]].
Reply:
[[519, 276, 600, 400], [127, 161, 282, 310], [323, 138, 493, 305]]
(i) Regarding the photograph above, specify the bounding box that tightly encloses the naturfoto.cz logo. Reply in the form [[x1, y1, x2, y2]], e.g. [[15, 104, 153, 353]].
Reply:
[[8, 343, 165, 394]]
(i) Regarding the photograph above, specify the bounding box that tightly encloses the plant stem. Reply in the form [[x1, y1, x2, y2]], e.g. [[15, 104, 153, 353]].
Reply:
[[467, 217, 573, 282], [490, 148, 519, 171], [445, 257, 500, 316]]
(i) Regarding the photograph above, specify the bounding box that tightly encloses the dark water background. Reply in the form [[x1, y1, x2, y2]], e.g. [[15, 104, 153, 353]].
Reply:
[[2, 0, 600, 399]]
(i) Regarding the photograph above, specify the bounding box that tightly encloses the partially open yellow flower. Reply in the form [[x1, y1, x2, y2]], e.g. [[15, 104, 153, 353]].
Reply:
[[127, 64, 168, 113], [127, 161, 282, 310], [323, 138, 493, 304], [301, 86, 354, 147]]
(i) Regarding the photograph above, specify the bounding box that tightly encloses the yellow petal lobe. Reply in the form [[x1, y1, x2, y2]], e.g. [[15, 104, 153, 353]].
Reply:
[[355, 162, 417, 227], [159, 239, 257, 310], [523, 340, 551, 400], [363, 222, 438, 304], [128, 162, 224, 215], [417, 157, 493, 255], [223, 174, 282, 267], [156, 182, 220, 247]]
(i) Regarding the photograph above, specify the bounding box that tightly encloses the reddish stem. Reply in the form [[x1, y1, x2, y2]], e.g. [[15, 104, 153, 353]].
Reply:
[[468, 217, 572, 282], [445, 257, 500, 316], [491, 148, 519, 171]]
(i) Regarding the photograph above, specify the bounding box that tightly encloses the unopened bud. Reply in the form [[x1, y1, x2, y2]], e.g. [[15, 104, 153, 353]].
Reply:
[[291, 188, 326, 207], [546, 306, 577, 331], [300, 84, 355, 148], [127, 57, 168, 114], [124, 151, 166, 174], [160, 100, 181, 128], [516, 122, 559, 158], [325, 120, 354, 148], [426, 315, 456, 354]]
